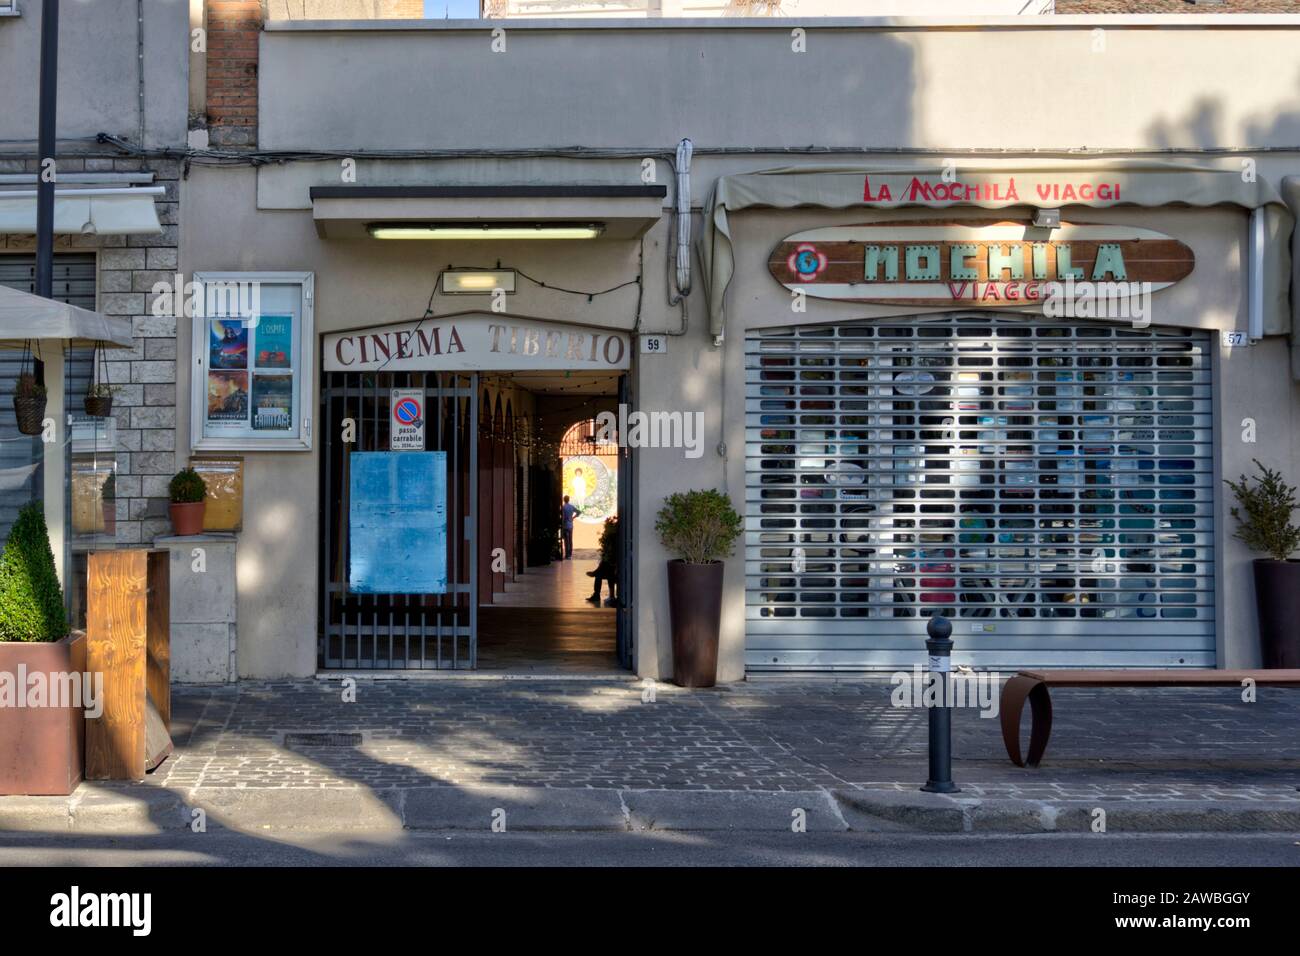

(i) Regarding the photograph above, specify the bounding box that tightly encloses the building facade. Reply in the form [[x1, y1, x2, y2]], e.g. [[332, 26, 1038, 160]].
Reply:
[[0, 0, 189, 609], [6, 7, 1300, 681]]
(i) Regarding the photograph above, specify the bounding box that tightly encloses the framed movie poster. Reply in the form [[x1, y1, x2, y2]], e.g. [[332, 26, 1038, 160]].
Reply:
[[190, 273, 314, 451]]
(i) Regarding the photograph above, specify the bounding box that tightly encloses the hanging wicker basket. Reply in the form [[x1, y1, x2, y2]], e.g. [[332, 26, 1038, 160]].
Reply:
[[13, 395, 46, 435], [84, 394, 114, 418]]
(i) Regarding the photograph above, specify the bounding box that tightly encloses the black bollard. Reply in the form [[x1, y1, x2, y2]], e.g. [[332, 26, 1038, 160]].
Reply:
[[921, 612, 960, 794]]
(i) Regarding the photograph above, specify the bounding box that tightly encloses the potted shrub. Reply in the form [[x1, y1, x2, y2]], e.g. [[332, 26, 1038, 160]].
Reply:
[[84, 382, 114, 419], [1226, 460, 1300, 668], [655, 489, 743, 687], [0, 501, 84, 795], [12, 372, 47, 436], [168, 466, 208, 536], [100, 471, 116, 536]]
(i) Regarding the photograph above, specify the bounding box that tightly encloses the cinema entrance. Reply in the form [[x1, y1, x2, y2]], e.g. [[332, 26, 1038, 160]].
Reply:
[[316, 314, 632, 673]]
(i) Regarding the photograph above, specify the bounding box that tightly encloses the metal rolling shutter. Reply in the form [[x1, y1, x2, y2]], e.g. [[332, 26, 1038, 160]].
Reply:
[[745, 314, 1215, 671], [0, 254, 96, 539]]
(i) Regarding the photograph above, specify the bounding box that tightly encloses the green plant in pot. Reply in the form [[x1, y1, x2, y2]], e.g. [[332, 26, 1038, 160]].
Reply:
[[168, 466, 208, 536], [655, 489, 743, 687], [12, 372, 47, 436], [84, 382, 114, 419], [0, 501, 83, 795], [1226, 459, 1300, 668]]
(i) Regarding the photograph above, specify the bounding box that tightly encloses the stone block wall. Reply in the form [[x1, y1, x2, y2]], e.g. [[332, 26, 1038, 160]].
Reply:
[[0, 154, 181, 545]]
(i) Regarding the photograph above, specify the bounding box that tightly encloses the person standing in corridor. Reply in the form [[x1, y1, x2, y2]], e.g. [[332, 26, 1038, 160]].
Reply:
[[560, 495, 579, 559]]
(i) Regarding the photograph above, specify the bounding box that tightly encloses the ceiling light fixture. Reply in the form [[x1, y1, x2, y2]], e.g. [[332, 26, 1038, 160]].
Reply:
[[442, 270, 518, 294], [368, 222, 605, 240]]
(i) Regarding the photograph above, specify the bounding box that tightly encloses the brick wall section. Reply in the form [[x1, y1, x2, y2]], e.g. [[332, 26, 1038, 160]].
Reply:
[[0, 155, 181, 546], [1057, 1, 1300, 11], [206, 0, 264, 149]]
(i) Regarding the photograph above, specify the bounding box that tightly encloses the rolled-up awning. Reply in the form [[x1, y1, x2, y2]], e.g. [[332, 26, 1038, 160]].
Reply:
[[0, 284, 133, 348], [309, 184, 667, 239], [0, 186, 164, 236], [1285, 176, 1300, 379], [701, 160, 1295, 359]]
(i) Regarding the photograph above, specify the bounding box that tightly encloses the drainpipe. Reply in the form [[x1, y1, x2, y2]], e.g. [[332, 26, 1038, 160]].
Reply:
[[35, 0, 59, 301], [674, 138, 693, 299], [137, 0, 146, 149], [1247, 207, 1265, 344]]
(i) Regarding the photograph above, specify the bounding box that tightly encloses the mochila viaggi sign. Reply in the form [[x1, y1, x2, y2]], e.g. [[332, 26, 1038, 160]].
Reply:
[[768, 220, 1195, 307]]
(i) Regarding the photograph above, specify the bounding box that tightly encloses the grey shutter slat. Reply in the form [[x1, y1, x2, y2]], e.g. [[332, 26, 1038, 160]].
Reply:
[[0, 254, 97, 540], [744, 315, 1215, 671]]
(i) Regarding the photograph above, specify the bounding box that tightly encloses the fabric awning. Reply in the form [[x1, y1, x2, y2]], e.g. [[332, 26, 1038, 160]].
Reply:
[[700, 160, 1296, 360], [0, 284, 133, 348], [0, 186, 164, 236], [1285, 176, 1300, 379]]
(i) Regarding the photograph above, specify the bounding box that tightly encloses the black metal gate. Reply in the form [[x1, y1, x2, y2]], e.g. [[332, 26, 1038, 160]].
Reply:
[[615, 373, 634, 670], [318, 369, 477, 669]]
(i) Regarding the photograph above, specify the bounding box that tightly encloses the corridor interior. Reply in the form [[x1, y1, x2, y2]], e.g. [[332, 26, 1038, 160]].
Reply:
[[475, 370, 622, 674]]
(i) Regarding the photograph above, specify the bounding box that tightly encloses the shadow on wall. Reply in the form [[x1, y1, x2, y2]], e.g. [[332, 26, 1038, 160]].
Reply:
[[1145, 67, 1300, 147]]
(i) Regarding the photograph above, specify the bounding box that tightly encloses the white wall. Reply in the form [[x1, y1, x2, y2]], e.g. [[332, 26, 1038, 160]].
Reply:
[[0, 0, 190, 150], [486, 1, 1056, 18], [258, 20, 1300, 152]]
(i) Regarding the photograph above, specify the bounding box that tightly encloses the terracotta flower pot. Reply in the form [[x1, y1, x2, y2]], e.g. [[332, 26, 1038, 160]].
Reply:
[[1252, 559, 1300, 668], [13, 394, 46, 436], [0, 631, 87, 795], [169, 500, 206, 536], [667, 559, 724, 688]]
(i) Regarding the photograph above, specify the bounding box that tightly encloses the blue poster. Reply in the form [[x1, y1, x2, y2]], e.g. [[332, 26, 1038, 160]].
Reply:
[[209, 318, 249, 369], [348, 451, 447, 594], [254, 314, 293, 369]]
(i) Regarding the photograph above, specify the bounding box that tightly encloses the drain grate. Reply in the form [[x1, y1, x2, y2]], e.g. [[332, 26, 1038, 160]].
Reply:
[[283, 732, 363, 748]]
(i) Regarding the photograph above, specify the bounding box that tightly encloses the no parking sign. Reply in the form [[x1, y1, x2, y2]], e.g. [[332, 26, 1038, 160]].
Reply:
[[390, 388, 425, 450]]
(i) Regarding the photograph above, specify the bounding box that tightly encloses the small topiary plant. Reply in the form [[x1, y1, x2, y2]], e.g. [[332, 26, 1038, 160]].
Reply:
[[0, 501, 69, 643], [1225, 459, 1300, 562], [655, 489, 743, 564], [169, 467, 207, 504]]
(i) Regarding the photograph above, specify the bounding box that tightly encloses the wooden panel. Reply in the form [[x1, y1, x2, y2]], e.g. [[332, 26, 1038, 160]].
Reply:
[[146, 550, 171, 728], [1020, 668, 1300, 686], [86, 551, 148, 780], [85, 550, 171, 781]]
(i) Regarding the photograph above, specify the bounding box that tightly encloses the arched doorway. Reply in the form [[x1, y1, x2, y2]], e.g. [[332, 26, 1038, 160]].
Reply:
[[559, 418, 619, 552]]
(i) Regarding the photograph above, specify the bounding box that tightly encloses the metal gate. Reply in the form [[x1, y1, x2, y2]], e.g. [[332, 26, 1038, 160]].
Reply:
[[745, 315, 1215, 671], [615, 372, 634, 670], [318, 369, 477, 669]]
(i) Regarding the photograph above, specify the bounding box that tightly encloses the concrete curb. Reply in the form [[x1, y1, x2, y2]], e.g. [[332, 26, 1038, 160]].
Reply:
[[4, 785, 1300, 836], [623, 789, 848, 832], [830, 789, 1300, 834]]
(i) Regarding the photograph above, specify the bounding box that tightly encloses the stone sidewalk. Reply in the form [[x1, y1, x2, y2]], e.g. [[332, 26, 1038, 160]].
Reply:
[[3, 677, 1299, 835]]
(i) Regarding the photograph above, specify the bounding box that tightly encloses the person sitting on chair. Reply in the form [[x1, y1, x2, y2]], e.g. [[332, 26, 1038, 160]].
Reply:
[[586, 516, 620, 607]]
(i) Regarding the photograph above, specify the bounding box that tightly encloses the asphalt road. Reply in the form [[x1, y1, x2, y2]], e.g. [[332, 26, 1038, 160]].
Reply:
[[2, 829, 1299, 867]]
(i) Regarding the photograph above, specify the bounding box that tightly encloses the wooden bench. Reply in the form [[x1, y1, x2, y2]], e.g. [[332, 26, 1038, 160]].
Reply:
[[1000, 669, 1300, 767]]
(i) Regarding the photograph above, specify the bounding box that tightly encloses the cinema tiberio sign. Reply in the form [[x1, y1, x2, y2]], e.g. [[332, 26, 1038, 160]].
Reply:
[[324, 315, 631, 373]]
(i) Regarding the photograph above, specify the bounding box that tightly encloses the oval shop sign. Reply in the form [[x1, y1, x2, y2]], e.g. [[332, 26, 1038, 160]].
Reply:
[[768, 220, 1195, 307]]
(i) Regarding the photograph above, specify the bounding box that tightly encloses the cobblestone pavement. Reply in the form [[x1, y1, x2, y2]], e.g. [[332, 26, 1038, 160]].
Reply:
[[137, 678, 1300, 803]]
